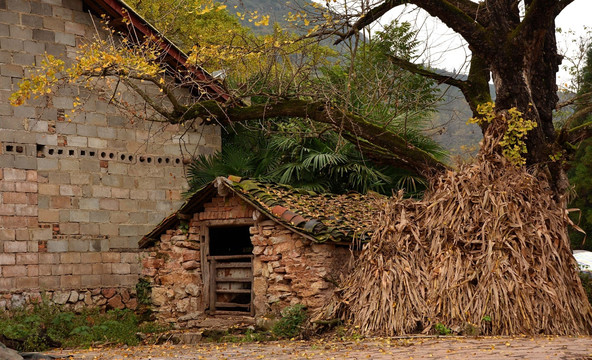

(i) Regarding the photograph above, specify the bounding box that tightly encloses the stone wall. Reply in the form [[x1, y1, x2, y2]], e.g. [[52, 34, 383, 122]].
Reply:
[[141, 193, 352, 327], [0, 0, 220, 304], [250, 221, 351, 314], [0, 287, 137, 312]]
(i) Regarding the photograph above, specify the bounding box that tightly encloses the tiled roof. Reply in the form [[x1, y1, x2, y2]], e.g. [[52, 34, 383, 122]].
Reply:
[[227, 177, 386, 243], [139, 176, 386, 248]]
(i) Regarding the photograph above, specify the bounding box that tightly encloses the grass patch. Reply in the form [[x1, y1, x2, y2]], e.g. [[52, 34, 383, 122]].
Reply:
[[0, 302, 167, 352], [271, 304, 307, 339]]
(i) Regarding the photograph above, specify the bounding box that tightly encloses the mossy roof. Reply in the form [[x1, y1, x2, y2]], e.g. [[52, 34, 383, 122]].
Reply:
[[139, 176, 386, 248]]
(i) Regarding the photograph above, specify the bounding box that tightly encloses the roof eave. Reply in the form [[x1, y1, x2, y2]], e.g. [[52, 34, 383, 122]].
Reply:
[[82, 0, 230, 101]]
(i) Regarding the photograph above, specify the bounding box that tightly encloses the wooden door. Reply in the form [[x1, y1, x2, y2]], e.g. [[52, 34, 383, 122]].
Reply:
[[208, 254, 253, 315]]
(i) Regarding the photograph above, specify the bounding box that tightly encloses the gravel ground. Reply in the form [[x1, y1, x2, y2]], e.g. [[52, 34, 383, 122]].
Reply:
[[47, 336, 592, 360]]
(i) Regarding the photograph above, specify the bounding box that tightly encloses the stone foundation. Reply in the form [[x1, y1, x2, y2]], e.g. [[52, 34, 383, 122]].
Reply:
[[0, 287, 137, 312]]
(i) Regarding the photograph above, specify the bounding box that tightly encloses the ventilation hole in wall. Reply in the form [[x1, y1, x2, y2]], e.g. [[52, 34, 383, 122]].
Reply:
[[57, 149, 63, 155], [175, 158, 181, 164], [109, 152, 114, 159], [157, 157, 163, 164], [120, 154, 125, 161], [36, 144, 45, 158], [16, 146, 23, 153], [6, 145, 14, 152], [139, 156, 145, 163], [146, 157, 152, 164], [165, 157, 170, 164], [80, 150, 86, 156], [89, 151, 95, 157], [100, 151, 106, 158], [128, 155, 133, 162], [69, 149, 75, 156], [48, 148, 55, 155], [57, 109, 65, 121]]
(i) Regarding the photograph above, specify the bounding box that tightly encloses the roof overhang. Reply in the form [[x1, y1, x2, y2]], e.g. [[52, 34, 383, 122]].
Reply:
[[139, 177, 373, 249], [82, 0, 230, 101]]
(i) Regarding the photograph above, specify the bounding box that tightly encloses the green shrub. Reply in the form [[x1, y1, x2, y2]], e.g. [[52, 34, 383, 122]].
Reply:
[[271, 304, 307, 339], [434, 322, 452, 335], [580, 271, 592, 305], [0, 302, 165, 351]]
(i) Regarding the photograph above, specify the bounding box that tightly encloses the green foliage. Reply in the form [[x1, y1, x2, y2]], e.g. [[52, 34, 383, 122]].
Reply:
[[568, 44, 592, 250], [126, 0, 252, 53], [579, 272, 592, 306], [319, 22, 444, 159], [0, 302, 165, 352], [186, 21, 444, 197], [434, 322, 452, 336], [271, 304, 307, 339], [469, 102, 537, 166], [186, 121, 427, 196], [136, 278, 152, 306], [217, 328, 272, 343]]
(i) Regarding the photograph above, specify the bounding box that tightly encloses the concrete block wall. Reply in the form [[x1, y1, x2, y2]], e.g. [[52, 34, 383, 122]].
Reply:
[[0, 0, 221, 302]]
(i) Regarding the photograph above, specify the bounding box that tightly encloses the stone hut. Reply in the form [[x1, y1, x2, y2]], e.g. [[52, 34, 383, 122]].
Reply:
[[139, 176, 383, 327], [0, 0, 225, 310]]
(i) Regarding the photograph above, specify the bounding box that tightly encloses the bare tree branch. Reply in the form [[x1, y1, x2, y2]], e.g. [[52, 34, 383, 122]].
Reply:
[[386, 54, 467, 89], [336, 0, 491, 55]]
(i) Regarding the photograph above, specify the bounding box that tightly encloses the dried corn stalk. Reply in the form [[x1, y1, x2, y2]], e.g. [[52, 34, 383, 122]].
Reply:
[[321, 154, 592, 336]]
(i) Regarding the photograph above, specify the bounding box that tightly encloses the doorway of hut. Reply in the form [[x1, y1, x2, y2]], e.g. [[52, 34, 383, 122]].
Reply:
[[206, 225, 254, 315]]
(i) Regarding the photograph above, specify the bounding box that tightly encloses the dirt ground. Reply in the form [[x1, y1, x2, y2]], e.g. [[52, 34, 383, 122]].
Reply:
[[47, 336, 592, 359]]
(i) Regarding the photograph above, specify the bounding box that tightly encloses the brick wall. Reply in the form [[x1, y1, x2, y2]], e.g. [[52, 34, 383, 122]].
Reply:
[[0, 0, 221, 303]]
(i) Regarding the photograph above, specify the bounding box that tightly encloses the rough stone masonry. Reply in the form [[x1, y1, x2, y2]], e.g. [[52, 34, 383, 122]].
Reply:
[[0, 0, 221, 309]]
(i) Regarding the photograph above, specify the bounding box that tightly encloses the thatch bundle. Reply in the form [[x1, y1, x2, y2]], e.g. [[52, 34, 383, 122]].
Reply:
[[323, 158, 592, 336]]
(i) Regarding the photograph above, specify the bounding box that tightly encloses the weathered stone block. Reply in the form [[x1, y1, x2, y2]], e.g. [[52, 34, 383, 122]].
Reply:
[[30, 228, 51, 240], [59, 222, 79, 234], [47, 240, 68, 253], [30, 2, 52, 16], [15, 204, 38, 217], [58, 158, 79, 171], [37, 158, 59, 171], [3, 265, 27, 277], [112, 263, 131, 275], [39, 276, 60, 289], [54, 31, 75, 46], [3, 168, 27, 181], [13, 155, 37, 170], [69, 210, 89, 222], [0, 229, 16, 240], [0, 203, 15, 216], [16, 253, 38, 265], [50, 196, 71, 209], [0, 253, 16, 265]]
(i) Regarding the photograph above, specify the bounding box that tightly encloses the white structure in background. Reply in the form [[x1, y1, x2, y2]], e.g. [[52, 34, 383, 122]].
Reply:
[[574, 250, 592, 272]]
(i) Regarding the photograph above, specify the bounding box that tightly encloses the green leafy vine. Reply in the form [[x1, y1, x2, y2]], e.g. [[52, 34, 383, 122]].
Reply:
[[468, 102, 537, 166]]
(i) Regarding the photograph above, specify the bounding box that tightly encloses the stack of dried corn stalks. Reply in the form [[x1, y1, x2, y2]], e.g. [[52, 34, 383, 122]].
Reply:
[[323, 157, 592, 336]]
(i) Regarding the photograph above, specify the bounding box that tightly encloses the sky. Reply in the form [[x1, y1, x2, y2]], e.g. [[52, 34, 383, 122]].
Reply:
[[375, 0, 591, 87]]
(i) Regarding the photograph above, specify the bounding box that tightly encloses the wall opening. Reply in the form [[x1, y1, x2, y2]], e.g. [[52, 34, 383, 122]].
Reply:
[[208, 225, 253, 315], [209, 226, 253, 256]]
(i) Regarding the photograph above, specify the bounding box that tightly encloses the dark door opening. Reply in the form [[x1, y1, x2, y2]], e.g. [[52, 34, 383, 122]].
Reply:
[[209, 226, 253, 256], [208, 225, 253, 315]]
